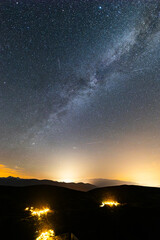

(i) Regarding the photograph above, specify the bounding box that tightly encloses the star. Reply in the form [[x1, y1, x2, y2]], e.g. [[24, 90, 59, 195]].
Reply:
[[73, 146, 77, 150]]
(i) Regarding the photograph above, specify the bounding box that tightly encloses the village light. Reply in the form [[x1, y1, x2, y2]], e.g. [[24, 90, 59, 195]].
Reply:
[[25, 207, 51, 218], [36, 229, 55, 240], [100, 201, 120, 207]]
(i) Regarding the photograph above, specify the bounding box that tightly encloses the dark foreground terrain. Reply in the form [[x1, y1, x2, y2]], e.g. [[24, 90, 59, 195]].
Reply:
[[0, 184, 160, 240]]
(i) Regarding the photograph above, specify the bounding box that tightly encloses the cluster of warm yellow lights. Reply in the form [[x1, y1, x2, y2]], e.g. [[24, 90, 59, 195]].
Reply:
[[25, 207, 51, 218], [25, 207, 55, 239], [100, 201, 120, 207], [36, 230, 55, 240]]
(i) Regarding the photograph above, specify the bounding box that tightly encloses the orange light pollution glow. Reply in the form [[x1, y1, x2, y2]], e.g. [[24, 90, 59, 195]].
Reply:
[[0, 164, 30, 178], [39, 135, 160, 187], [2, 131, 160, 188]]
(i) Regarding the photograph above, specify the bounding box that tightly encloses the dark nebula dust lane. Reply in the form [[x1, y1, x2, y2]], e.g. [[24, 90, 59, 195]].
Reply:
[[0, 1, 160, 184]]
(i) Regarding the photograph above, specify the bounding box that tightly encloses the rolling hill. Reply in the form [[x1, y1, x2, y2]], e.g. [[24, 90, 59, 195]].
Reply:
[[0, 184, 160, 239]]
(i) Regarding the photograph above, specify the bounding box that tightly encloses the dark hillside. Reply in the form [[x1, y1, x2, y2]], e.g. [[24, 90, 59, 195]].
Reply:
[[88, 185, 160, 207], [0, 185, 160, 240]]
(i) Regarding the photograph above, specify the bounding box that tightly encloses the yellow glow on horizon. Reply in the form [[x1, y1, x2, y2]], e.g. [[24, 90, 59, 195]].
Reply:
[[25, 207, 51, 218], [61, 178, 73, 183], [130, 171, 160, 187], [3, 133, 160, 188], [115, 160, 160, 187], [57, 172, 76, 183], [55, 162, 83, 183], [100, 201, 120, 207], [36, 229, 55, 240], [47, 149, 92, 183], [98, 138, 160, 187]]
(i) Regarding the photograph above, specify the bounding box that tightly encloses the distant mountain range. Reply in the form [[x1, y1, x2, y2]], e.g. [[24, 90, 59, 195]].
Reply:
[[0, 176, 95, 191], [89, 178, 136, 187], [0, 176, 136, 191]]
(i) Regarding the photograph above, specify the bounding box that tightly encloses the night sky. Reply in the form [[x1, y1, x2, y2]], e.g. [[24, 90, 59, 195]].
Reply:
[[0, 0, 160, 186]]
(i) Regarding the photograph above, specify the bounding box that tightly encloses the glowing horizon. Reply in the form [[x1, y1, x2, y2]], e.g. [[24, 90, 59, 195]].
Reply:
[[1, 132, 160, 188], [1, 167, 160, 188]]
